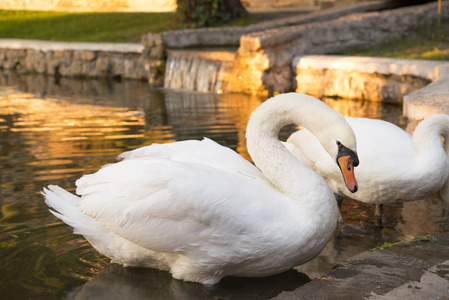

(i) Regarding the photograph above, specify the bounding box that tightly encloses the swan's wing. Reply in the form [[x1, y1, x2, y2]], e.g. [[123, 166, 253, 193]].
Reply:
[[118, 138, 266, 182], [286, 117, 417, 173], [285, 117, 418, 194], [75, 140, 282, 254], [346, 117, 417, 177]]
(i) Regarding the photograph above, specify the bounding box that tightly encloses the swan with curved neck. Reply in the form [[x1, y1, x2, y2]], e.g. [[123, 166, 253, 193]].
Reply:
[[43, 93, 358, 284], [285, 113, 449, 226]]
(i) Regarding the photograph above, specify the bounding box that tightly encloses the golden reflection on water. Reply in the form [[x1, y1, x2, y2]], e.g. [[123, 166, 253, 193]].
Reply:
[[321, 96, 406, 127]]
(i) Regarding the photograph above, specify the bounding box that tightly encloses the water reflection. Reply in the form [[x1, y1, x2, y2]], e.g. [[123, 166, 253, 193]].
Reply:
[[68, 264, 309, 300], [0, 72, 448, 299]]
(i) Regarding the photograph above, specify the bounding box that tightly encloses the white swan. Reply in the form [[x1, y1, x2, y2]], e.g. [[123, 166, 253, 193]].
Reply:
[[42, 93, 359, 284], [285, 114, 449, 226]]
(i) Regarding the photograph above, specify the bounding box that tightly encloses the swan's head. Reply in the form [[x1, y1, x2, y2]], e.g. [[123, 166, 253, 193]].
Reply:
[[246, 92, 359, 193], [309, 108, 359, 193], [335, 139, 359, 193]]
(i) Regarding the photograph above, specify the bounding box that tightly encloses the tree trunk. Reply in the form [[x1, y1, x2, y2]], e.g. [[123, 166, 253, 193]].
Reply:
[[223, 0, 247, 19]]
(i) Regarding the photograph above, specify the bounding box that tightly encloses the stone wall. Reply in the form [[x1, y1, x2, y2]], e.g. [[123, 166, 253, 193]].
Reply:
[[156, 1, 390, 49], [243, 0, 319, 12], [0, 39, 148, 80], [293, 55, 449, 103], [237, 1, 449, 95]]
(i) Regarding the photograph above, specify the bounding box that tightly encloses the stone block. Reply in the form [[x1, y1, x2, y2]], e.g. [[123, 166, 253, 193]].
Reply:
[[25, 50, 46, 73], [71, 51, 78, 60], [149, 59, 165, 74], [266, 48, 292, 69], [240, 51, 269, 71], [94, 57, 111, 75], [355, 29, 375, 42], [53, 50, 72, 59], [150, 45, 165, 60], [397, 13, 418, 30], [6, 49, 26, 59], [141, 33, 162, 48], [57, 61, 71, 76], [264, 67, 292, 93], [112, 59, 125, 76], [239, 35, 262, 52], [336, 23, 354, 42], [81, 51, 96, 61], [69, 61, 84, 76], [60, 61, 90, 77], [45, 51, 54, 60], [148, 74, 164, 86], [47, 59, 61, 75], [123, 60, 138, 78]]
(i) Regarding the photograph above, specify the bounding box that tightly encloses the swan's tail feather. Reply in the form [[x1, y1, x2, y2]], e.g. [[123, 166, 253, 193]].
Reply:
[[42, 185, 102, 236], [42, 185, 156, 266]]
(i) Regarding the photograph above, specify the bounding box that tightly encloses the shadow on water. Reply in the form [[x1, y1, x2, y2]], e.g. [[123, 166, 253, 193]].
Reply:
[[0, 71, 448, 299], [68, 264, 310, 300]]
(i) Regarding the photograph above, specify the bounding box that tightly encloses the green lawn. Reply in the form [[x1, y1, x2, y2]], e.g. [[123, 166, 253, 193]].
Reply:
[[0, 10, 258, 43], [0, 10, 177, 43], [0, 9, 448, 61], [342, 18, 449, 61]]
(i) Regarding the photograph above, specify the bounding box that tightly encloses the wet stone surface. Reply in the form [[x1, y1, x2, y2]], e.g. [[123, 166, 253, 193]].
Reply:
[[274, 232, 449, 300]]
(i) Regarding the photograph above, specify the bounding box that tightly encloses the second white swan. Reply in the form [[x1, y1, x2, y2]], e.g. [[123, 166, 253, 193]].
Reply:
[[43, 93, 358, 284], [285, 114, 449, 226]]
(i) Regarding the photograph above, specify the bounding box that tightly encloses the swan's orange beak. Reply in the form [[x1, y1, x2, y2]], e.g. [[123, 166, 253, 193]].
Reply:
[[338, 156, 358, 193]]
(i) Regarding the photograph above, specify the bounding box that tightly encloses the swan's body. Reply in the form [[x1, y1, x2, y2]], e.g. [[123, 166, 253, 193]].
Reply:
[[43, 93, 358, 284], [285, 115, 449, 209]]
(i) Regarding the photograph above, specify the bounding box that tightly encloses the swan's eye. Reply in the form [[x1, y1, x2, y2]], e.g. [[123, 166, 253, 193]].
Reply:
[[336, 141, 342, 146]]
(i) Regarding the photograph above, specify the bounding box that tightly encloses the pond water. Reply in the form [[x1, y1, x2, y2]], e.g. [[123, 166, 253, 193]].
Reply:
[[1, 72, 448, 299]]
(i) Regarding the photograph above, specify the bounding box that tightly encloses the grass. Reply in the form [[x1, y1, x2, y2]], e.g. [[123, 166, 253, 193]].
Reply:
[[370, 236, 437, 251], [0, 10, 259, 43], [342, 18, 449, 61], [0, 10, 178, 43]]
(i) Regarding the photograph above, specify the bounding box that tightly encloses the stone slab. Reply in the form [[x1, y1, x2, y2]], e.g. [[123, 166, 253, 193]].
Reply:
[[274, 232, 449, 300], [294, 55, 447, 81], [403, 65, 449, 122], [0, 39, 144, 53], [293, 55, 449, 119], [369, 260, 449, 299]]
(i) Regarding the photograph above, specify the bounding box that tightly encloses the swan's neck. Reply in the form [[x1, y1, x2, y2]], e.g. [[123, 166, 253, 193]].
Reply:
[[413, 114, 449, 162], [413, 114, 449, 201], [246, 94, 344, 202]]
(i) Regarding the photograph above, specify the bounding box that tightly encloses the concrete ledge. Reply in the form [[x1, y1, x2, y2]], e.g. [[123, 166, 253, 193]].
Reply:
[[0, 39, 148, 80], [0, 39, 144, 53], [293, 55, 449, 117], [403, 65, 449, 122], [294, 55, 447, 81]]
